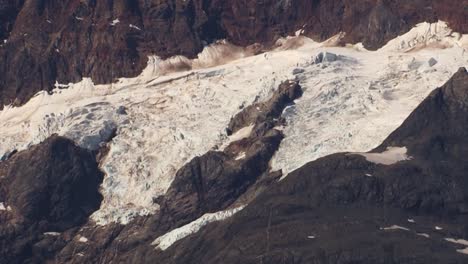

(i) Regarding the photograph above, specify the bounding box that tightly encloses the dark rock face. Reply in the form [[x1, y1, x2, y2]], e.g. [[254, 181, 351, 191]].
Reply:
[[0, 0, 466, 108], [227, 80, 302, 135], [144, 68, 468, 263], [0, 135, 104, 264]]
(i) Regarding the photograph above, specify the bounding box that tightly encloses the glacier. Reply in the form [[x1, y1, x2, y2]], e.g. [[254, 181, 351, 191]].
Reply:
[[0, 21, 466, 225]]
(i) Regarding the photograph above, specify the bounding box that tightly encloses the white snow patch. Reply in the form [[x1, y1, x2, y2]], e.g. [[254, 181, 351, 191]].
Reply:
[[221, 124, 254, 150], [445, 238, 468, 255], [295, 29, 305, 37], [353, 147, 411, 165], [129, 24, 141, 31], [435, 226, 443, 230], [44, 232, 61, 236], [235, 152, 246, 161], [407, 219, 416, 223], [445, 238, 468, 246], [110, 19, 120, 26], [382, 225, 410, 231], [307, 235, 316, 239], [78, 236, 88, 243], [77, 253, 84, 257], [365, 173, 373, 177], [152, 206, 244, 251], [457, 248, 468, 255], [0, 203, 5, 211], [6, 206, 11, 211], [417, 233, 430, 238]]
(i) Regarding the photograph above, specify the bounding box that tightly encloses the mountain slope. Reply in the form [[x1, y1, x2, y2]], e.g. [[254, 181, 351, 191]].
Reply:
[[0, 21, 466, 225], [0, 135, 104, 264], [151, 68, 468, 263]]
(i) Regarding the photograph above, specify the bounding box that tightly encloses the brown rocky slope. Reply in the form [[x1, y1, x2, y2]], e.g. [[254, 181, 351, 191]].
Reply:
[[0, 0, 466, 108]]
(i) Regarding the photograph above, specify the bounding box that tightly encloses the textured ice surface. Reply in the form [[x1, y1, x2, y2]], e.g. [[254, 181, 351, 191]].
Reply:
[[271, 21, 468, 177], [0, 41, 294, 225], [0, 21, 466, 225]]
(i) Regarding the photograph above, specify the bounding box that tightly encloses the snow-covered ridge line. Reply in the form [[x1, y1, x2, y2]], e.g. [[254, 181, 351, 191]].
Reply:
[[139, 40, 252, 80], [152, 206, 245, 251], [381, 21, 468, 52], [0, 21, 467, 225]]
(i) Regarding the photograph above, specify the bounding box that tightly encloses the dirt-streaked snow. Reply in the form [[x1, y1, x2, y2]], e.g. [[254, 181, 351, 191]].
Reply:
[[0, 21, 466, 225]]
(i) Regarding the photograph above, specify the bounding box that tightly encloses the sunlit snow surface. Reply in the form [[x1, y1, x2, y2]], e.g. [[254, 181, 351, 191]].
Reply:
[[0, 21, 467, 225]]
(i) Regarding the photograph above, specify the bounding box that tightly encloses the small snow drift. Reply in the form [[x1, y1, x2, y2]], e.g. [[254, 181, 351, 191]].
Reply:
[[353, 147, 411, 165], [382, 225, 410, 231]]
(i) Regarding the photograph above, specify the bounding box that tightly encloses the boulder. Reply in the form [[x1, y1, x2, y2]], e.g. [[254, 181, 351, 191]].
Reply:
[[314, 52, 338, 64], [428, 57, 438, 67]]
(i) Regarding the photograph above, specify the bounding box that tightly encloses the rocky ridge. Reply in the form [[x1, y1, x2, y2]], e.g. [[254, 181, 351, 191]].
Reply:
[[0, 0, 467, 107]]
